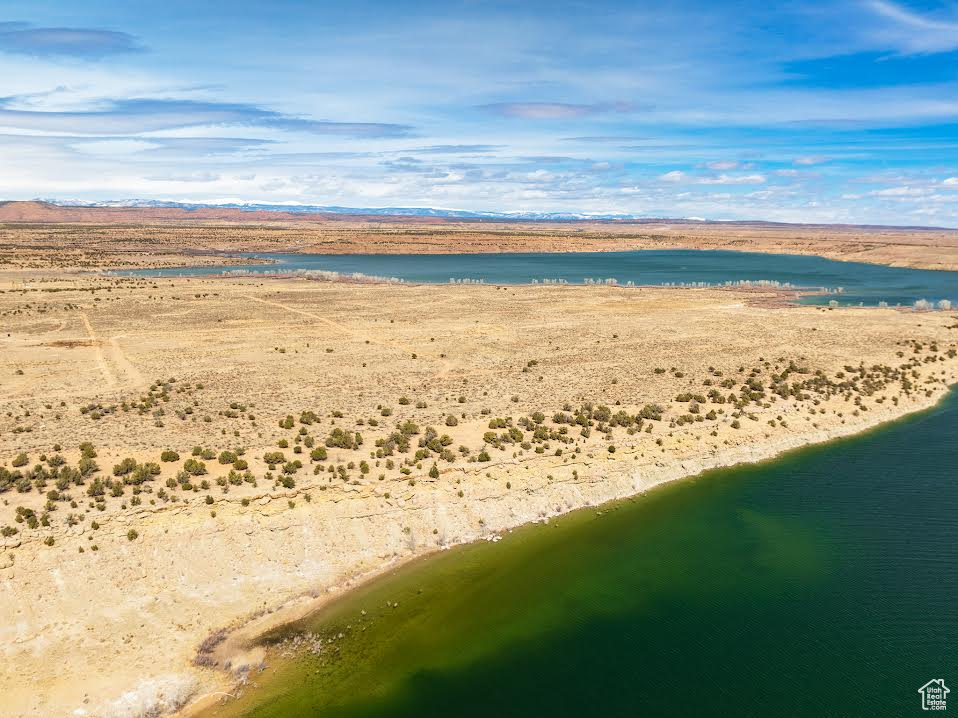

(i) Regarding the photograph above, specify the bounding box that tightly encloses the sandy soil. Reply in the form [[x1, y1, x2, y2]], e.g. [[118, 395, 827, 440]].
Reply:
[[0, 273, 956, 717]]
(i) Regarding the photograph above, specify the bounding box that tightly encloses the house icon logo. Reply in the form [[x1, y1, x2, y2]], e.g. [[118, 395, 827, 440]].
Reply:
[[919, 679, 949, 710]]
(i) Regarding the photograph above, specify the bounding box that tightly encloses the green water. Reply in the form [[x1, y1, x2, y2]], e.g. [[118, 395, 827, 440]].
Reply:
[[212, 390, 958, 717]]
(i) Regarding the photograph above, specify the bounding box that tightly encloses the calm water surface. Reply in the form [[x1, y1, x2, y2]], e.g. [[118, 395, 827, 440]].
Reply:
[[132, 249, 957, 306], [208, 389, 958, 718]]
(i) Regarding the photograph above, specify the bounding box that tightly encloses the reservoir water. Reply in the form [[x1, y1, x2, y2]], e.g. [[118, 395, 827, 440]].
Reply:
[[131, 249, 957, 307], [206, 389, 958, 718]]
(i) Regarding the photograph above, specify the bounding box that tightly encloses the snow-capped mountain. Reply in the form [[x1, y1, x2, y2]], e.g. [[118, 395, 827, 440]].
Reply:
[[39, 198, 644, 221]]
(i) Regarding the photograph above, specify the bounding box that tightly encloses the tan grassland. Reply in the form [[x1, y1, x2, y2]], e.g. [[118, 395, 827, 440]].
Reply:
[[0, 263, 956, 716]]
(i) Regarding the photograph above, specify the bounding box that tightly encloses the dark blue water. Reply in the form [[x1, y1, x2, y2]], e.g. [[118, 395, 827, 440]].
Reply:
[[133, 250, 957, 307]]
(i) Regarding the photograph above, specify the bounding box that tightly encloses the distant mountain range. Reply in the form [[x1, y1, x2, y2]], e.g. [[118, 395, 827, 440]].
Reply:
[[0, 199, 949, 230], [40, 198, 643, 221]]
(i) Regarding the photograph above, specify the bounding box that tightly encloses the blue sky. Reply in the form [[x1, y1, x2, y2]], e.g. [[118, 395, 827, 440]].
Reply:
[[2, 0, 958, 224]]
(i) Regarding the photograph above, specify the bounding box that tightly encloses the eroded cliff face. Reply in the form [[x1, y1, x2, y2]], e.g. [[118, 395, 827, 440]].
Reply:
[[2, 384, 951, 718]]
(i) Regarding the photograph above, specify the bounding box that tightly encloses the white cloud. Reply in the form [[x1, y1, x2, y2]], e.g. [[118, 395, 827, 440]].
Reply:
[[872, 185, 930, 197], [658, 170, 766, 186], [70, 139, 161, 155], [479, 102, 635, 119], [144, 171, 221, 183], [794, 155, 829, 166], [705, 160, 740, 170], [697, 173, 766, 185]]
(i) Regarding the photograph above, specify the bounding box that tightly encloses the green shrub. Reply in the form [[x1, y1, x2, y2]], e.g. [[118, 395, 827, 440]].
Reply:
[[325, 428, 362, 450], [183, 458, 207, 475], [112, 458, 137, 476], [263, 451, 286, 466], [128, 463, 160, 484]]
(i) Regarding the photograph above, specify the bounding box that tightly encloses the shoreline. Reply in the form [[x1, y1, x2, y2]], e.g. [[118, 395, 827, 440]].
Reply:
[[237, 242, 958, 273], [110, 243, 958, 275], [2, 276, 956, 718], [4, 237, 958, 275], [179, 380, 956, 718]]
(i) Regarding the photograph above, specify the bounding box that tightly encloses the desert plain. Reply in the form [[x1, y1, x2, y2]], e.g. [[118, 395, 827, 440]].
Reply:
[[3, 200, 958, 271], [0, 212, 956, 717]]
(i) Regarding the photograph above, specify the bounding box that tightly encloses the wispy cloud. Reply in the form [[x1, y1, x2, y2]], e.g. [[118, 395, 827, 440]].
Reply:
[[660, 170, 766, 185], [794, 155, 829, 165], [705, 160, 742, 170], [143, 171, 221, 183], [871, 185, 931, 197], [865, 0, 958, 54], [404, 144, 501, 154], [0, 22, 143, 58], [698, 173, 767, 185], [0, 96, 412, 137], [479, 101, 635, 119], [561, 135, 649, 143], [263, 117, 412, 137]]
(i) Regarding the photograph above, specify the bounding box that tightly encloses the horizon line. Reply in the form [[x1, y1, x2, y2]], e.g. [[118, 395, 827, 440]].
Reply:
[[3, 198, 955, 232]]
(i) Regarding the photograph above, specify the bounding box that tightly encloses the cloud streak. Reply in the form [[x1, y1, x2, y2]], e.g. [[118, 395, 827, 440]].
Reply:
[[660, 170, 766, 185], [479, 101, 635, 119], [866, 0, 958, 54], [0, 22, 143, 58], [794, 155, 829, 165], [0, 96, 412, 137]]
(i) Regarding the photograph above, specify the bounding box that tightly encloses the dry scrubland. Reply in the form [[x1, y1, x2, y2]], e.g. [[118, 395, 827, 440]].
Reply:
[[3, 210, 958, 272], [0, 272, 956, 717]]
